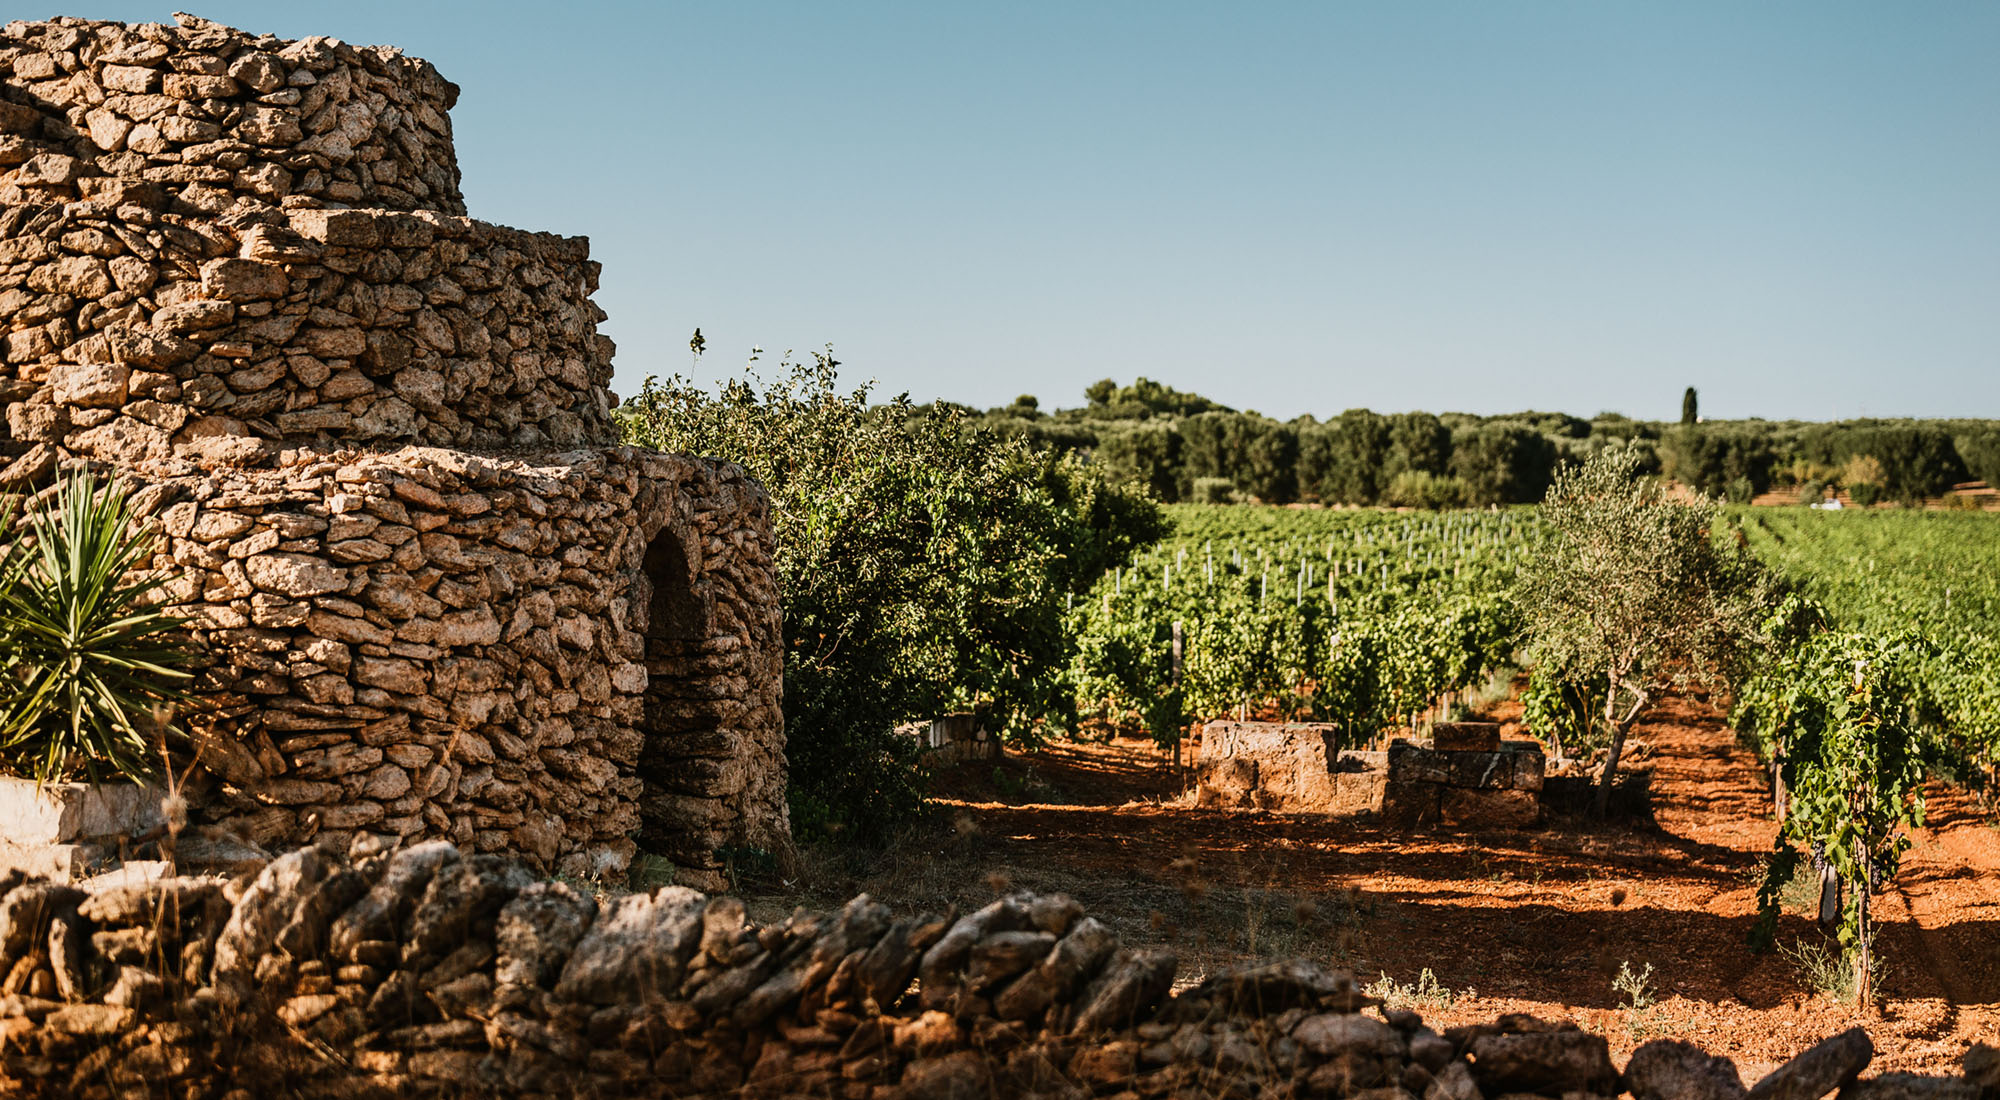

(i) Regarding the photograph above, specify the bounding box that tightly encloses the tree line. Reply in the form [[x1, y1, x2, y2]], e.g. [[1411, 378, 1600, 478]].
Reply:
[[957, 378, 2000, 507]]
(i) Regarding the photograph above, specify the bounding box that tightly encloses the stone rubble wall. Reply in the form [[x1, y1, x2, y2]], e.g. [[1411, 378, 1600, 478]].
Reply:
[[1, 199, 612, 471], [122, 445, 783, 891], [0, 13, 463, 218], [0, 842, 1993, 1100]]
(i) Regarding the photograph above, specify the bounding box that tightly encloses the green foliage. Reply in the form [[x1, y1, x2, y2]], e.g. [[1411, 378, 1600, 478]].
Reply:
[[1519, 663, 1606, 760], [1382, 470, 1466, 510], [1737, 509, 2000, 773], [1450, 421, 1558, 506], [1741, 630, 1943, 1002], [1298, 409, 1390, 504], [1093, 421, 1184, 502], [1682, 387, 1698, 427], [0, 471, 190, 783], [1957, 427, 2000, 488], [1516, 447, 1771, 810], [1065, 505, 1525, 747], [1190, 477, 1237, 505], [1179, 412, 1297, 503], [1080, 376, 1227, 420], [1801, 423, 1967, 503], [619, 351, 1165, 843], [1660, 423, 1777, 498]]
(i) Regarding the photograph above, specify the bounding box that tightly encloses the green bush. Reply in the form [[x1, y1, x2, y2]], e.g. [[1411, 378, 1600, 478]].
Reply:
[[0, 471, 190, 783], [1383, 469, 1466, 509], [620, 351, 1165, 843], [1742, 630, 1943, 1003], [1190, 477, 1236, 504]]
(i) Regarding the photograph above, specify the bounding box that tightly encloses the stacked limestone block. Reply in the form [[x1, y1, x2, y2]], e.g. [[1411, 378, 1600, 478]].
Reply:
[[0, 14, 787, 889], [1196, 721, 1546, 829], [0, 14, 462, 216], [1, 843, 1994, 1098]]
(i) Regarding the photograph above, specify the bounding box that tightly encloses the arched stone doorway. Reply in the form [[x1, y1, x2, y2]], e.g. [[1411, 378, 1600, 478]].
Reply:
[[633, 523, 739, 889]]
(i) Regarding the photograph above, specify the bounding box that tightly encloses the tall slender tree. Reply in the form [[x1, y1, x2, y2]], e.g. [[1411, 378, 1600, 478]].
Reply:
[[1681, 387, 1699, 426]]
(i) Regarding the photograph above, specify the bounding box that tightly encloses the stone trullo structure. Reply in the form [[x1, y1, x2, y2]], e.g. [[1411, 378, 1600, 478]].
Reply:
[[0, 13, 787, 890]]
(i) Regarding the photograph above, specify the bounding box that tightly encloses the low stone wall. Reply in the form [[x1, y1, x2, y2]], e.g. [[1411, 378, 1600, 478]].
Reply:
[[0, 841, 1991, 1099], [897, 714, 1001, 768], [125, 444, 783, 890], [1, 14, 463, 216], [1195, 722, 1546, 828]]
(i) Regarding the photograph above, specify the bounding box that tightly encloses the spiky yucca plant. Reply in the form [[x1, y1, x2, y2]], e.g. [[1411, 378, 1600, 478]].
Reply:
[[0, 471, 190, 783]]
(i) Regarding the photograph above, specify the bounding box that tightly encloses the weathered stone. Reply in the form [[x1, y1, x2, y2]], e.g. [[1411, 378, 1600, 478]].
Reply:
[[1467, 1027, 1618, 1096], [1626, 1038, 1749, 1100], [200, 257, 289, 302], [495, 880, 597, 994], [0, 11, 782, 898], [1069, 948, 1176, 1034], [244, 553, 347, 597], [1836, 1075, 1981, 1100], [48, 362, 130, 408], [552, 886, 705, 1004], [1751, 1028, 1875, 1100]]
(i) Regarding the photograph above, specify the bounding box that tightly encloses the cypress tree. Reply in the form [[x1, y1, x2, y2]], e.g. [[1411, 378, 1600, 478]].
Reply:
[[1681, 387, 1699, 426]]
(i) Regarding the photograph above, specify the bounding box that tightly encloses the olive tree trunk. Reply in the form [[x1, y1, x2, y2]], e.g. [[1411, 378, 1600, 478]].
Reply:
[[1592, 672, 1649, 817]]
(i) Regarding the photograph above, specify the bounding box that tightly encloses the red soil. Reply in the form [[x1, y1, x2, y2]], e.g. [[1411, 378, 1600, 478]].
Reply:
[[926, 695, 2000, 1077]]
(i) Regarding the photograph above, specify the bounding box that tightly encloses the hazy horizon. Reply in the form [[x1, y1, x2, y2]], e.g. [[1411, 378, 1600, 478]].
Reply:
[[57, 2, 2000, 423]]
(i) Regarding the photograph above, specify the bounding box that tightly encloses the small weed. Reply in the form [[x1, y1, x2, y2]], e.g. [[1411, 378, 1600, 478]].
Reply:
[[1782, 935, 1865, 1002], [1612, 960, 1664, 1040], [1612, 960, 1655, 1010], [1366, 968, 1474, 1014]]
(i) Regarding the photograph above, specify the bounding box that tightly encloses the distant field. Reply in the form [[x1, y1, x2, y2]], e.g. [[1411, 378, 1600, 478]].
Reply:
[[1065, 502, 2000, 776]]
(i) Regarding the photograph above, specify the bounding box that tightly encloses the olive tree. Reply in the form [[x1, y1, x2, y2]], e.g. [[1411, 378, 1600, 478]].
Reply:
[[1515, 446, 1770, 814]]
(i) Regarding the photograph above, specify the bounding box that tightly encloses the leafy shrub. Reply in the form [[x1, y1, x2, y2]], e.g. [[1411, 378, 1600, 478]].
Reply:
[[0, 471, 189, 783], [620, 350, 1165, 843], [1190, 477, 1237, 504], [1383, 469, 1466, 509], [1744, 630, 1943, 1003]]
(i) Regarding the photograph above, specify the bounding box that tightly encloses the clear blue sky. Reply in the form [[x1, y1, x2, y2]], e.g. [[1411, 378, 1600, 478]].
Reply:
[[49, 2, 2000, 421]]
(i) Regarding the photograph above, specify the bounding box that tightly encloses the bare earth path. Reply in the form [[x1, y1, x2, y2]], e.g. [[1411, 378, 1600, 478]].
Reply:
[[751, 695, 2000, 1075]]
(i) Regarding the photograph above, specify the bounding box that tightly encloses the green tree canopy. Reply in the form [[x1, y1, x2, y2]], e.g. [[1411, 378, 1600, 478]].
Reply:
[[1515, 446, 1772, 812], [621, 353, 1166, 842]]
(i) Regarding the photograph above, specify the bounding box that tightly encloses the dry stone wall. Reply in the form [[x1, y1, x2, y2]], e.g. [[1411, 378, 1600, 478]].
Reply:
[[0, 842, 1993, 1099], [0, 14, 462, 216], [128, 445, 783, 889], [1, 202, 614, 465], [0, 14, 786, 889]]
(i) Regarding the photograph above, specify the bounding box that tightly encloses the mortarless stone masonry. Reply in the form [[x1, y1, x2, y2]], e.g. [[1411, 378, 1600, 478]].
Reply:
[[0, 13, 787, 890], [0, 842, 1989, 1098]]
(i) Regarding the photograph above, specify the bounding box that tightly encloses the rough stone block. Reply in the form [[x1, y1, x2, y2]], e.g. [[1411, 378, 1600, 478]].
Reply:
[[1438, 787, 1539, 828], [0, 779, 167, 845], [1194, 722, 1340, 812], [1380, 780, 1440, 830], [1431, 721, 1500, 752]]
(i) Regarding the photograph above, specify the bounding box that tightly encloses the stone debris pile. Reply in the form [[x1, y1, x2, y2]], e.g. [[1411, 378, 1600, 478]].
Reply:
[[0, 841, 1994, 1099]]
